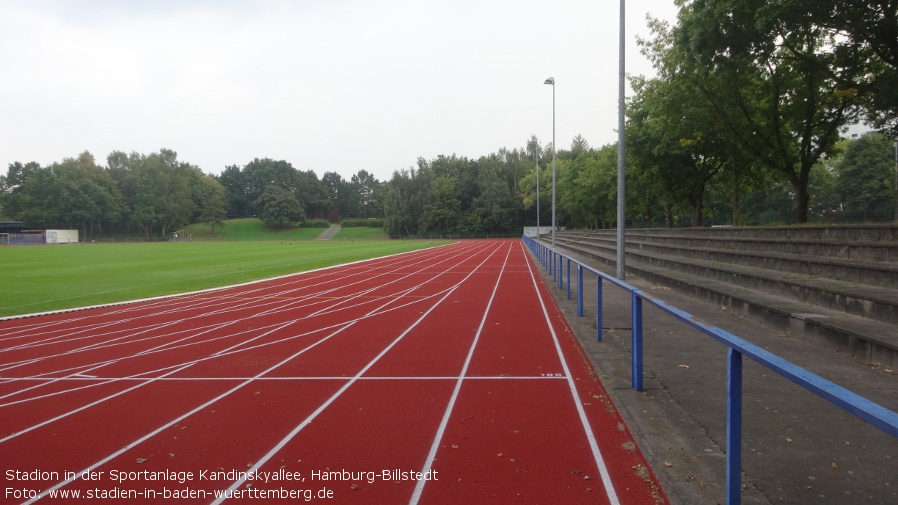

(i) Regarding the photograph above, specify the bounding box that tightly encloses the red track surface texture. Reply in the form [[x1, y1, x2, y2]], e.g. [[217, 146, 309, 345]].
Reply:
[[0, 240, 667, 504]]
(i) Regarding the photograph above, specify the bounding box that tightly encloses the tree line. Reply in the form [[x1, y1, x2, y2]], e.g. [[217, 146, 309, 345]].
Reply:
[[217, 159, 384, 225], [1, 128, 893, 242], [0, 150, 388, 239], [382, 148, 533, 237], [0, 150, 225, 239]]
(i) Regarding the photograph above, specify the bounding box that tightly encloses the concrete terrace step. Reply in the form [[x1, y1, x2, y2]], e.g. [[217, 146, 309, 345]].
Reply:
[[551, 231, 898, 368], [562, 225, 898, 263], [561, 232, 898, 289], [556, 234, 898, 324]]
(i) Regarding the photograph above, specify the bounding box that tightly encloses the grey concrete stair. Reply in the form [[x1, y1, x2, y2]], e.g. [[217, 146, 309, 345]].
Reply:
[[551, 226, 898, 368], [315, 224, 341, 240]]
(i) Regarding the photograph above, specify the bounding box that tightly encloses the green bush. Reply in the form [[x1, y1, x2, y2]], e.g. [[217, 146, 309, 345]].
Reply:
[[340, 217, 384, 228], [300, 218, 332, 228]]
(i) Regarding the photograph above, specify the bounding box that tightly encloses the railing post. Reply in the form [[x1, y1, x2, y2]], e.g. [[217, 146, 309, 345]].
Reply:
[[726, 348, 743, 505], [576, 265, 583, 317], [631, 291, 643, 392], [566, 259, 571, 299], [558, 254, 563, 290], [596, 275, 603, 341]]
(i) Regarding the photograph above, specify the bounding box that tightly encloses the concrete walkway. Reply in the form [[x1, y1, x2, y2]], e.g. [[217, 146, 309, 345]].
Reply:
[[531, 242, 898, 505], [315, 223, 341, 240]]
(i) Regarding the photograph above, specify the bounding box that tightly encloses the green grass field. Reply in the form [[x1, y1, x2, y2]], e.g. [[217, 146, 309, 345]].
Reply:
[[333, 227, 389, 240], [0, 240, 448, 317]]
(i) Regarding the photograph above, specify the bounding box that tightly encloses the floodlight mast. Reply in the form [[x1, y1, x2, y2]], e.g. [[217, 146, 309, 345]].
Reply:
[[535, 148, 540, 237], [616, 0, 626, 280], [544, 77, 556, 247]]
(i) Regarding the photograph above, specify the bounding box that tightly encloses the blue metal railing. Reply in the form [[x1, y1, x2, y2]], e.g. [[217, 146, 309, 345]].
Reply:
[[523, 235, 898, 505]]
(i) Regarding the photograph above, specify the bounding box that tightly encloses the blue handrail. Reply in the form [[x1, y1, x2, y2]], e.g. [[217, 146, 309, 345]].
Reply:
[[522, 235, 898, 505]]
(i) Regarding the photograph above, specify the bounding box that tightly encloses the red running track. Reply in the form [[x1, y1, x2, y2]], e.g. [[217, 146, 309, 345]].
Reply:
[[0, 240, 668, 504]]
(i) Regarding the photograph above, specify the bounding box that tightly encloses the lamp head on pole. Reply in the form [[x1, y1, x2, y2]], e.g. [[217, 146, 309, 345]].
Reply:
[[544, 77, 554, 85]]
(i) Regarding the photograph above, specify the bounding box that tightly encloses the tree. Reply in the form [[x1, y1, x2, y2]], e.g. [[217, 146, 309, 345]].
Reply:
[[834, 132, 897, 221], [244, 158, 298, 201], [1, 153, 123, 237], [561, 145, 619, 229], [420, 176, 460, 234], [674, 0, 864, 223], [570, 135, 590, 159], [202, 175, 228, 234], [384, 170, 412, 236], [748, 0, 898, 136], [1, 161, 43, 222], [106, 150, 145, 233], [132, 171, 162, 239], [218, 164, 248, 217], [52, 153, 125, 238], [351, 170, 383, 218], [255, 185, 305, 228], [144, 149, 196, 237], [474, 155, 518, 233], [296, 170, 331, 220], [383, 164, 435, 236], [321, 171, 349, 222]]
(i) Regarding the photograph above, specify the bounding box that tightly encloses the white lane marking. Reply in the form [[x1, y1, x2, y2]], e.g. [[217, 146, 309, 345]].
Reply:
[[1, 243, 489, 408], [0, 375, 567, 382], [0, 243, 487, 403], [408, 242, 512, 505], [16, 242, 492, 503], [213, 242, 506, 504], [0, 241, 477, 358], [0, 242, 459, 324], [520, 241, 620, 505]]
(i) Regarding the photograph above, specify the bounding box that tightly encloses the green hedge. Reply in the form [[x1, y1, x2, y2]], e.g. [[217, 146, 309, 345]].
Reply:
[[300, 218, 332, 228], [340, 218, 384, 228]]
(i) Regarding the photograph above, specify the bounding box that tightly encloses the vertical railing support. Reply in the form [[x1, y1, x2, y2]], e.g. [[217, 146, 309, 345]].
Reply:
[[576, 265, 583, 317], [566, 258, 571, 299], [631, 291, 643, 392], [555, 253, 564, 289], [726, 348, 743, 505], [596, 275, 603, 341]]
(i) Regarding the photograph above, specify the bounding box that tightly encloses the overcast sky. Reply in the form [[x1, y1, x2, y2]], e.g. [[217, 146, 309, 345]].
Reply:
[[1, 0, 679, 181]]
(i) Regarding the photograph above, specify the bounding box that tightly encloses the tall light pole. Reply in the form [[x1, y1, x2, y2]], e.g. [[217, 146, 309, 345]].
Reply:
[[545, 77, 556, 247], [535, 148, 540, 237], [616, 0, 626, 280]]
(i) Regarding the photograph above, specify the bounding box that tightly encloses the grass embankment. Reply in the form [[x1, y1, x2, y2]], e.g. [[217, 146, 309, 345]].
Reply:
[[0, 240, 445, 317], [184, 218, 389, 240], [183, 218, 327, 241], [333, 227, 389, 240]]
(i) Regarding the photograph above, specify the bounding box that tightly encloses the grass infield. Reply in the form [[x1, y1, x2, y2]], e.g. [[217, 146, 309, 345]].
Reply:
[[0, 240, 448, 318]]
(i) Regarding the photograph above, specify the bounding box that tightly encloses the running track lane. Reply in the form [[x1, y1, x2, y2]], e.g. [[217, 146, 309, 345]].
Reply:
[[0, 239, 667, 504]]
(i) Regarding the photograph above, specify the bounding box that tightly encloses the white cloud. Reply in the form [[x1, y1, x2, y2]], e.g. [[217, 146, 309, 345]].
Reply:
[[0, 0, 679, 181]]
